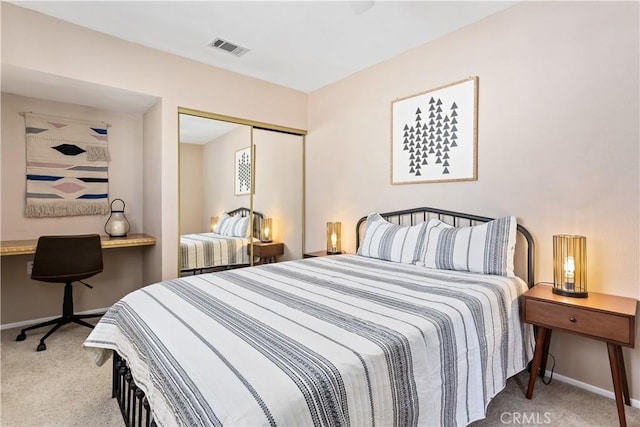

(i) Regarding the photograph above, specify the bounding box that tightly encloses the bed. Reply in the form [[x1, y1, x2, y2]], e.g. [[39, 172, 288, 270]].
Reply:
[[84, 207, 536, 427], [180, 208, 264, 275]]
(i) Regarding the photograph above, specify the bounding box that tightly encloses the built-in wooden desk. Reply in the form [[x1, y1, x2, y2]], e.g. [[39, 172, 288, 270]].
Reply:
[[0, 234, 157, 256]]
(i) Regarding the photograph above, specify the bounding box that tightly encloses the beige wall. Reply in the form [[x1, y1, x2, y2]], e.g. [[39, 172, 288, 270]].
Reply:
[[141, 102, 164, 284], [179, 143, 204, 234], [307, 1, 639, 400]]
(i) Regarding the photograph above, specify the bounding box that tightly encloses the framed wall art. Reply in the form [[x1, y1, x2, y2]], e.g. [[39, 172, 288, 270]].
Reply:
[[234, 146, 252, 195], [391, 76, 478, 184]]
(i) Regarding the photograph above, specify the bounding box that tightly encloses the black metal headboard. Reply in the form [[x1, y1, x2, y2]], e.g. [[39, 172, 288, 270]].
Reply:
[[227, 208, 264, 239], [356, 207, 535, 288]]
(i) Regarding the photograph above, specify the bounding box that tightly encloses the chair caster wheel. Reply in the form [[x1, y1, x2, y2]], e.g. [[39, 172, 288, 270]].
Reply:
[[36, 342, 46, 352], [16, 333, 26, 342]]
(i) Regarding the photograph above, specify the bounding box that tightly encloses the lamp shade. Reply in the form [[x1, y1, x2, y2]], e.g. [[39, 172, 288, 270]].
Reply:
[[104, 199, 130, 237], [326, 222, 342, 254], [262, 217, 273, 242], [553, 235, 587, 297]]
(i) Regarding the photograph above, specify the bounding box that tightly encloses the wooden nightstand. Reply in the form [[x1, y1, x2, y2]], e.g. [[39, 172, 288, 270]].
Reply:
[[249, 242, 284, 264], [303, 250, 344, 258], [523, 284, 637, 427]]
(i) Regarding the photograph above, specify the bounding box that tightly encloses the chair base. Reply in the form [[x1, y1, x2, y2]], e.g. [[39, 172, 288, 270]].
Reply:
[[15, 282, 104, 351]]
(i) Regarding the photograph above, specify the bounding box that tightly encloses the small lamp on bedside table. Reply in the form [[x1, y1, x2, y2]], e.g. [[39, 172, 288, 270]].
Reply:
[[326, 222, 342, 254], [553, 235, 588, 297], [262, 218, 273, 243]]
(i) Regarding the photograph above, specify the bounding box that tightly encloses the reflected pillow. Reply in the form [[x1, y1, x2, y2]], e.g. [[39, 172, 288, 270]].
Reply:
[[216, 213, 250, 238], [213, 212, 230, 234], [357, 213, 428, 264], [417, 216, 517, 277]]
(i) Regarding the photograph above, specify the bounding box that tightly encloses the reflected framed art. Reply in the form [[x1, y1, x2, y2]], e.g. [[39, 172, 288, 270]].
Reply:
[[234, 146, 252, 195]]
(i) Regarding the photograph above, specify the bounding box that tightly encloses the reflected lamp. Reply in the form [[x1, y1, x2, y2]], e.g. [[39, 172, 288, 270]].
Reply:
[[262, 218, 273, 242], [326, 222, 342, 254], [553, 235, 587, 298]]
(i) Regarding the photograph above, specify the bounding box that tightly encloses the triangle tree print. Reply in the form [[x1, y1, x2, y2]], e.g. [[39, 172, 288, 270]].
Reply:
[[392, 77, 477, 184], [401, 99, 460, 177]]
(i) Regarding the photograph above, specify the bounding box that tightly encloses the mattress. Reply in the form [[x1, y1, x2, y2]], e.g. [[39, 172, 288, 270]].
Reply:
[[180, 233, 253, 271], [84, 254, 534, 427]]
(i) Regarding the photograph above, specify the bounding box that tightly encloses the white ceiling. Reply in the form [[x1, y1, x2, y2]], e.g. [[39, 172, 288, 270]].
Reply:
[[8, 1, 516, 93], [179, 113, 241, 144]]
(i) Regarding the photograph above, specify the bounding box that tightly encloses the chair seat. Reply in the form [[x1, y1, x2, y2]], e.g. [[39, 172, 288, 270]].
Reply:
[[31, 268, 104, 283]]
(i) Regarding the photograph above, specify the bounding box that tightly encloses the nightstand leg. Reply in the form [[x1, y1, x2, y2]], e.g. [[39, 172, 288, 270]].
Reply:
[[526, 326, 550, 399], [539, 327, 552, 377], [615, 346, 630, 405], [607, 343, 627, 427]]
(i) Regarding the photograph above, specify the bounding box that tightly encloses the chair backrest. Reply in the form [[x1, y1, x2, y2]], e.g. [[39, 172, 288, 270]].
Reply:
[[31, 234, 103, 283]]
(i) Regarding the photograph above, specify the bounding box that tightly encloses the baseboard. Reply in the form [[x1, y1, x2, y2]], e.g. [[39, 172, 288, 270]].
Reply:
[[1, 307, 109, 331], [548, 370, 640, 409]]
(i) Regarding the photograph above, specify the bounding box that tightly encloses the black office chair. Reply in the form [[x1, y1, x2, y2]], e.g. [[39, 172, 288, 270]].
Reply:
[[15, 234, 104, 351]]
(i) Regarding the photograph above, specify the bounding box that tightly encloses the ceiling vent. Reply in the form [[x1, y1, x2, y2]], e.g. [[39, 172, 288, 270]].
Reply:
[[208, 38, 249, 57]]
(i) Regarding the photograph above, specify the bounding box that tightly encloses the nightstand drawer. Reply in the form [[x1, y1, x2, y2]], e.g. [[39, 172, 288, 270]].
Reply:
[[251, 242, 284, 258], [525, 299, 632, 345]]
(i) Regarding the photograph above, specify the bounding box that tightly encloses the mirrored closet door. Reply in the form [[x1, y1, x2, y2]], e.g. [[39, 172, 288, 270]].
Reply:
[[253, 128, 304, 261], [178, 108, 305, 275]]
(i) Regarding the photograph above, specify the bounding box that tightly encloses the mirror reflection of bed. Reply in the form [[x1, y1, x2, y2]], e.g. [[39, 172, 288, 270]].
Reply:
[[178, 110, 305, 275], [179, 207, 263, 276]]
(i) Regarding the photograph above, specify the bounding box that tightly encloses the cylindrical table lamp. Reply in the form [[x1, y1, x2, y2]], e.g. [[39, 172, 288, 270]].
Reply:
[[553, 235, 587, 297], [326, 222, 342, 254], [262, 218, 273, 242]]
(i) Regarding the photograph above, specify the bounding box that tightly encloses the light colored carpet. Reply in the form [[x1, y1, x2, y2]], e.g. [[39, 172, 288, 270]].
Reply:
[[1, 322, 638, 426], [1, 323, 121, 427], [471, 371, 640, 426]]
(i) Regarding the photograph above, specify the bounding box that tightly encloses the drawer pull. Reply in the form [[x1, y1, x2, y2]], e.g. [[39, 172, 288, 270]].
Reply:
[[569, 317, 576, 323]]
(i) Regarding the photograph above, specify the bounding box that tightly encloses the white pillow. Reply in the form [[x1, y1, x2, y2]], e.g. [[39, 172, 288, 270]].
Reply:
[[419, 217, 453, 255], [357, 213, 428, 264], [213, 212, 231, 234], [216, 213, 250, 237], [417, 216, 517, 277]]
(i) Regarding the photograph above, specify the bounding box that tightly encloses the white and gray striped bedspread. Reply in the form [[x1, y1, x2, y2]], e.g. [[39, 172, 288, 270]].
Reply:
[[84, 254, 534, 427], [180, 233, 253, 270]]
